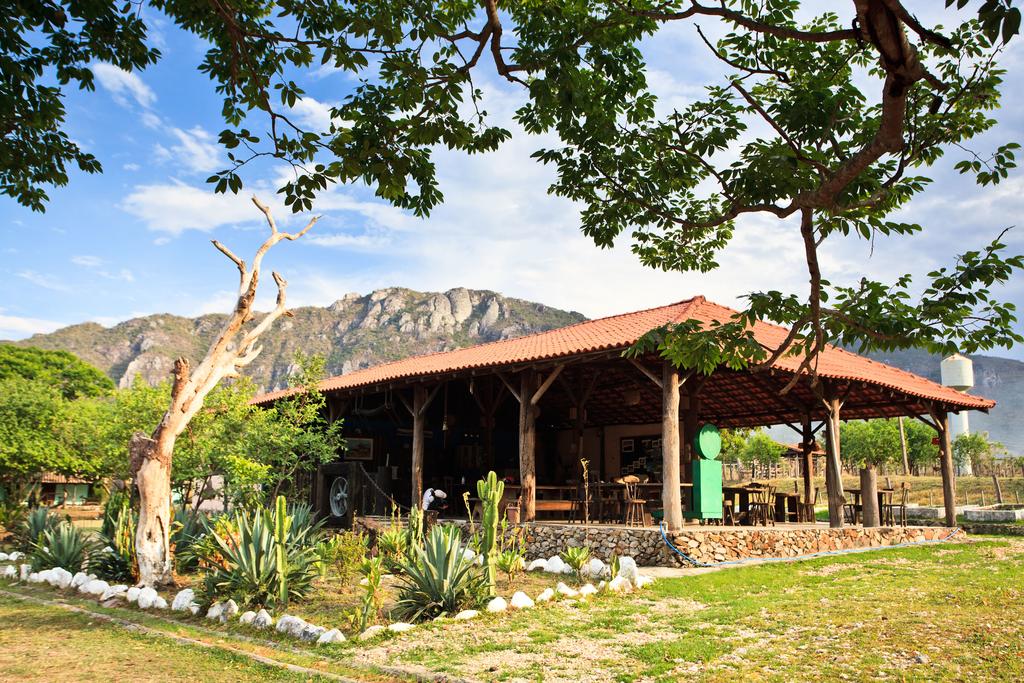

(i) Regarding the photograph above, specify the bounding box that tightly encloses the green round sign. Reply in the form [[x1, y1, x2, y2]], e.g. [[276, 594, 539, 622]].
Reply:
[[694, 424, 722, 460]]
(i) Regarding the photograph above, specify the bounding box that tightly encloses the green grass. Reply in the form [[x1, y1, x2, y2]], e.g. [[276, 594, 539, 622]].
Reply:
[[2, 536, 1023, 681]]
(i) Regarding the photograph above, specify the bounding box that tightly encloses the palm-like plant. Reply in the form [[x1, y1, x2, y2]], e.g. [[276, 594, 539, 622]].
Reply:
[[377, 526, 409, 571], [18, 507, 59, 551], [90, 496, 136, 582], [394, 524, 487, 621], [496, 548, 525, 583], [560, 546, 591, 582], [31, 522, 95, 573]]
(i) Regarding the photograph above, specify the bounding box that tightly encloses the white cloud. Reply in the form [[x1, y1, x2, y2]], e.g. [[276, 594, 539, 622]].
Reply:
[[92, 62, 156, 109], [141, 111, 163, 129], [289, 97, 338, 131], [72, 255, 103, 268], [120, 181, 259, 235], [0, 313, 64, 340], [123, 163, 141, 171], [17, 270, 70, 292], [154, 126, 222, 174]]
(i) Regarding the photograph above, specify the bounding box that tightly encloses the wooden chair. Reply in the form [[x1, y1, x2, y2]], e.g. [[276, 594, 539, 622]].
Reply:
[[748, 485, 776, 526], [881, 483, 910, 527], [799, 487, 819, 523], [618, 475, 648, 527], [844, 497, 862, 525]]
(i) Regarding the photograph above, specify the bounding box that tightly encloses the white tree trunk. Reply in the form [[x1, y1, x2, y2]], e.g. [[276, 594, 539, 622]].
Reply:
[[133, 197, 318, 587]]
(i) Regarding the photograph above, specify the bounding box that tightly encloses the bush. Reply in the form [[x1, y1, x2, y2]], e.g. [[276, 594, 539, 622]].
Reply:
[[90, 495, 136, 582], [496, 548, 525, 582], [31, 522, 95, 572], [376, 525, 409, 572], [394, 524, 487, 621], [199, 496, 323, 609], [316, 530, 368, 582], [170, 508, 206, 573], [18, 507, 60, 551]]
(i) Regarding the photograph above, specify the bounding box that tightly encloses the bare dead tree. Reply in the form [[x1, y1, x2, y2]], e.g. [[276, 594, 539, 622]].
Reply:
[[130, 196, 318, 587]]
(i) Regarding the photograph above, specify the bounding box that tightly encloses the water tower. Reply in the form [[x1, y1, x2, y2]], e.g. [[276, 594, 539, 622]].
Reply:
[[940, 353, 974, 475]]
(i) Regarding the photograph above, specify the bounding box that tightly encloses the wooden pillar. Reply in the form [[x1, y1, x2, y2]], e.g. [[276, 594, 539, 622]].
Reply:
[[860, 464, 880, 527], [519, 371, 538, 522], [681, 385, 699, 486], [898, 416, 910, 476], [411, 385, 427, 506], [800, 416, 814, 507], [661, 363, 683, 533], [933, 409, 958, 527], [823, 396, 846, 528]]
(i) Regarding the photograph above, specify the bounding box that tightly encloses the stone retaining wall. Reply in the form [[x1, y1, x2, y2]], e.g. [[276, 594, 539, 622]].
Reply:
[[354, 516, 958, 567]]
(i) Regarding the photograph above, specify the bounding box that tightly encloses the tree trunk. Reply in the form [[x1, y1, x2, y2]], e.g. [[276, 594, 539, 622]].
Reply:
[[661, 363, 683, 532], [518, 371, 537, 522], [860, 465, 879, 527], [823, 397, 846, 528], [131, 433, 174, 586]]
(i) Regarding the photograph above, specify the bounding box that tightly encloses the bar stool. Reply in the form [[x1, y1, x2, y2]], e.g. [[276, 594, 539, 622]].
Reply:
[[618, 475, 648, 527]]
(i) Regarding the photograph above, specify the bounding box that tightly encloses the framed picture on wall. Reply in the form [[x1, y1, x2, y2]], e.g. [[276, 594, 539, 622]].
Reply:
[[621, 438, 635, 454], [345, 437, 374, 461]]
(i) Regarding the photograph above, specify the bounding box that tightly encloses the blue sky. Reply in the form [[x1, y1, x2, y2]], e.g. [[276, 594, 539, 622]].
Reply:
[[2, 4, 1023, 361]]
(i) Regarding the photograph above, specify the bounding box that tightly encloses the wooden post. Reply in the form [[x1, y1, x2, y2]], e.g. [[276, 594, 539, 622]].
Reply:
[[823, 395, 846, 528], [800, 416, 815, 508], [993, 474, 1003, 504], [933, 409, 958, 527], [519, 371, 537, 522], [898, 416, 910, 476], [860, 465, 880, 527], [661, 363, 683, 533], [681, 384, 700, 485], [411, 385, 427, 506]]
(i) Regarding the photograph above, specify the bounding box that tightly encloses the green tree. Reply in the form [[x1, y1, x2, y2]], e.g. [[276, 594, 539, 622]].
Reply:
[[952, 431, 1005, 473], [0, 345, 113, 399], [740, 430, 785, 476], [841, 418, 940, 472], [718, 427, 751, 464]]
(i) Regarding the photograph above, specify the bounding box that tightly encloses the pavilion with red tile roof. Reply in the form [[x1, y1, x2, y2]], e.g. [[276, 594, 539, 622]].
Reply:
[[255, 296, 992, 530]]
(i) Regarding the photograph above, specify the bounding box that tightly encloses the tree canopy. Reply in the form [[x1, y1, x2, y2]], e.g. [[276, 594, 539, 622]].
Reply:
[[3, 1, 1023, 378], [0, 345, 114, 399]]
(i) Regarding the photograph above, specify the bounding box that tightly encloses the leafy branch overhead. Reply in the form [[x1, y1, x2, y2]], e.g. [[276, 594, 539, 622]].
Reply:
[[3, 1, 1023, 379]]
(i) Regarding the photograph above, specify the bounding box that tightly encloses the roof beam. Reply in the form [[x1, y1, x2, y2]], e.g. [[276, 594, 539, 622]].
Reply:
[[531, 364, 565, 406]]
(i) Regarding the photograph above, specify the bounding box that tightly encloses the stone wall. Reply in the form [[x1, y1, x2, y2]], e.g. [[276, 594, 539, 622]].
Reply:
[[354, 516, 959, 567]]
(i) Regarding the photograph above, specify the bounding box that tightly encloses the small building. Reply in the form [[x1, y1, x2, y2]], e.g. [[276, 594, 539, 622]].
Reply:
[[39, 473, 92, 506], [254, 296, 993, 533]]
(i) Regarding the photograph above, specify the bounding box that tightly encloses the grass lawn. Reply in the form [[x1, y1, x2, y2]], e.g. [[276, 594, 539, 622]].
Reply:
[[4, 534, 1023, 682]]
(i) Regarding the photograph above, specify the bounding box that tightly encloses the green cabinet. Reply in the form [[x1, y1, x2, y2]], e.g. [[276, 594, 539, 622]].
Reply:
[[686, 458, 723, 520]]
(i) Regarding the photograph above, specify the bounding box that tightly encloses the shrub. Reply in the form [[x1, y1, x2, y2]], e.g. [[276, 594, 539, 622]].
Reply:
[[560, 546, 591, 582], [316, 530, 368, 582], [90, 495, 136, 582], [496, 548, 525, 583], [0, 498, 26, 536], [18, 507, 60, 551], [376, 525, 409, 572], [350, 555, 385, 632], [31, 522, 95, 572], [394, 524, 487, 621], [170, 508, 205, 573], [182, 514, 237, 571], [199, 496, 323, 609]]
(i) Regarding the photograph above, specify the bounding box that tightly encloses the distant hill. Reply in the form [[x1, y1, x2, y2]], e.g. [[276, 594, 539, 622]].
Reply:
[[863, 348, 1023, 455], [7, 287, 585, 391]]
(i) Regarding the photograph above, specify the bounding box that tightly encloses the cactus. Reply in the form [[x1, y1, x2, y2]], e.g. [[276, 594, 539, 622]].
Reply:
[[273, 495, 290, 607], [407, 506, 424, 551], [476, 471, 504, 596]]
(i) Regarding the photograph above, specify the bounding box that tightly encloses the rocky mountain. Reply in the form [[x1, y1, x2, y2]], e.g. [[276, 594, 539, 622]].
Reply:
[[8, 287, 585, 391], [863, 348, 1024, 455]]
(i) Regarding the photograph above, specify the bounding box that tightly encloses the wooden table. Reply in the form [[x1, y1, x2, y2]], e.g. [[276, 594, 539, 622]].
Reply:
[[845, 488, 895, 524]]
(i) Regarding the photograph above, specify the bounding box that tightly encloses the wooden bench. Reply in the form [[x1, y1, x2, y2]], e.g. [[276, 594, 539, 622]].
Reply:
[[533, 500, 574, 512]]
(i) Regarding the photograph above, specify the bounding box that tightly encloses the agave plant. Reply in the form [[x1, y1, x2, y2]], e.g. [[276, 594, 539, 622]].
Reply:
[[394, 524, 487, 622], [170, 508, 206, 573], [200, 497, 322, 609], [376, 525, 409, 572], [18, 507, 60, 551], [496, 548, 526, 583], [560, 545, 592, 582], [31, 522, 96, 573], [89, 496, 136, 582]]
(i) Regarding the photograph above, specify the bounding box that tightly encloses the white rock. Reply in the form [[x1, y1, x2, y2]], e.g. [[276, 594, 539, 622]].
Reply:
[[49, 568, 73, 588], [253, 609, 274, 629], [300, 624, 327, 641], [526, 558, 547, 572], [136, 586, 159, 609], [387, 622, 415, 633], [19, 564, 31, 582], [358, 577, 369, 586], [535, 588, 555, 603], [206, 602, 224, 620], [453, 609, 479, 621], [0, 552, 8, 561], [71, 572, 91, 589], [555, 582, 578, 598], [28, 572, 42, 584], [276, 614, 307, 638], [578, 583, 598, 597], [486, 596, 508, 613], [606, 576, 633, 594], [239, 611, 256, 625], [582, 558, 607, 580], [8, 551, 23, 561], [509, 591, 534, 609], [2, 565, 16, 580], [359, 625, 386, 640], [101, 584, 129, 601], [171, 589, 196, 612], [36, 569, 53, 584], [634, 574, 655, 589], [188, 603, 200, 615], [83, 579, 109, 596], [616, 556, 639, 584], [220, 599, 239, 622], [318, 628, 346, 644], [461, 548, 477, 562], [543, 556, 567, 574], [126, 586, 141, 603], [153, 596, 168, 610]]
